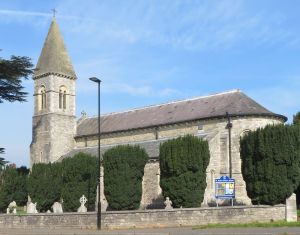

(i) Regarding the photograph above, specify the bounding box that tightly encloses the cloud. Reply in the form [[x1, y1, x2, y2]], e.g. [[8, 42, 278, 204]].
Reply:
[[52, 0, 297, 51]]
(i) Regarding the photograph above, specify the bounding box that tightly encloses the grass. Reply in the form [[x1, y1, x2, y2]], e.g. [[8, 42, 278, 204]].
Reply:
[[193, 221, 300, 230]]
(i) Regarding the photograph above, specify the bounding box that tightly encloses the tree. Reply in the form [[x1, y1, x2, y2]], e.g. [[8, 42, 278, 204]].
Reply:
[[103, 145, 148, 210], [28, 162, 62, 212], [61, 153, 97, 212], [0, 55, 33, 103], [0, 55, 34, 153], [159, 135, 210, 208], [240, 124, 300, 205], [293, 112, 300, 125], [28, 153, 97, 212], [0, 165, 29, 212]]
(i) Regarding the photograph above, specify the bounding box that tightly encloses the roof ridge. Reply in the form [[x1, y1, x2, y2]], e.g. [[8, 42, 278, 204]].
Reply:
[[83, 89, 241, 120]]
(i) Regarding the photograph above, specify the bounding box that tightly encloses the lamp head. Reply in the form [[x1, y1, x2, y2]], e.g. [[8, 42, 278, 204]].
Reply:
[[89, 77, 101, 83]]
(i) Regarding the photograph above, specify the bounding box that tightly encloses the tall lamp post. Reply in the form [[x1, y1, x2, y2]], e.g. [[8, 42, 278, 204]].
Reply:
[[89, 77, 102, 230]]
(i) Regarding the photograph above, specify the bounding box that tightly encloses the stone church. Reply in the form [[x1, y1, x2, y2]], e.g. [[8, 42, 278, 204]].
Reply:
[[30, 18, 286, 208]]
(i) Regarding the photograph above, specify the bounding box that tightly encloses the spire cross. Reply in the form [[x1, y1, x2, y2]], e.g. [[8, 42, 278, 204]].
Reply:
[[51, 8, 57, 18]]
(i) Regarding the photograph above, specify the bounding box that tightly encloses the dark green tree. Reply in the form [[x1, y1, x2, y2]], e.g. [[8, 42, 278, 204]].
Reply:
[[0, 165, 29, 212], [240, 124, 300, 205], [61, 152, 97, 212], [103, 145, 148, 210], [0, 55, 33, 103], [159, 135, 210, 208], [0, 55, 34, 153], [28, 162, 62, 212], [293, 112, 300, 125]]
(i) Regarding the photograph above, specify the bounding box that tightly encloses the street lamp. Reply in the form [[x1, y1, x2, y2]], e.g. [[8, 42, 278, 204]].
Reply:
[[89, 77, 102, 230]]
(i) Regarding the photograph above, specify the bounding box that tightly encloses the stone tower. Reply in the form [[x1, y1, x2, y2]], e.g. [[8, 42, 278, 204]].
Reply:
[[30, 17, 77, 166]]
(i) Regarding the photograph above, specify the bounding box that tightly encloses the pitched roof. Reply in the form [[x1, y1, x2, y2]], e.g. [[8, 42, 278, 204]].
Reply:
[[76, 90, 286, 137], [33, 18, 76, 79]]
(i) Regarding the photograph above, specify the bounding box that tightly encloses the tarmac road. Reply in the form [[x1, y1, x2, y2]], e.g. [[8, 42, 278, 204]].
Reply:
[[1, 226, 300, 235]]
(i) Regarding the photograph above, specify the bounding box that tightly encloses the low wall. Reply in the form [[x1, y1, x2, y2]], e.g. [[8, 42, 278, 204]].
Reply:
[[0, 205, 286, 229]]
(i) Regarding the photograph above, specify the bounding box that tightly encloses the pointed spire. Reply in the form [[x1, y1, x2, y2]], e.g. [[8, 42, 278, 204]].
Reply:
[[34, 18, 76, 79]]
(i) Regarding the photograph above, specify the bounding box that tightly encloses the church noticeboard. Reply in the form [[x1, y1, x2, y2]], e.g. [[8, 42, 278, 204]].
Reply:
[[215, 176, 235, 199]]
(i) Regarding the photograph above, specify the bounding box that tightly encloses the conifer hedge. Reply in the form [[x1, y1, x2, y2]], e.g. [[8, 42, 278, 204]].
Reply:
[[103, 145, 148, 210], [159, 135, 210, 208], [240, 124, 300, 205], [28, 152, 97, 212], [0, 166, 29, 212]]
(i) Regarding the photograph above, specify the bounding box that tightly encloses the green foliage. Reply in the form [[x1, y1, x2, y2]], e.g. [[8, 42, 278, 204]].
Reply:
[[0, 166, 29, 212], [103, 145, 148, 210], [293, 112, 300, 125], [0, 55, 33, 103], [159, 135, 210, 208], [240, 124, 300, 205], [28, 153, 97, 212], [28, 162, 62, 212], [61, 153, 97, 212]]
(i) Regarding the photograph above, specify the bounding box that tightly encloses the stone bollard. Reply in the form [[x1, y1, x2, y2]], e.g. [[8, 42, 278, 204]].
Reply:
[[286, 193, 297, 222]]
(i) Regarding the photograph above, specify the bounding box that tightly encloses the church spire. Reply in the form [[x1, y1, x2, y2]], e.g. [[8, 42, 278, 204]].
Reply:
[[34, 18, 76, 79]]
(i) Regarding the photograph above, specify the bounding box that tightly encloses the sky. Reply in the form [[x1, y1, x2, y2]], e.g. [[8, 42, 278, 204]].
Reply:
[[0, 0, 300, 167]]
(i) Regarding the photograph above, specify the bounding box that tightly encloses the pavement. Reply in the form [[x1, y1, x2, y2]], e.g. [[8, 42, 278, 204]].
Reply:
[[1, 226, 300, 235]]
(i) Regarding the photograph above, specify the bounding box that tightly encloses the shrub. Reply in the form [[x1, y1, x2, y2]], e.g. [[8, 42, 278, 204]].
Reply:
[[28, 152, 97, 212], [28, 162, 62, 212], [61, 152, 97, 212], [240, 124, 300, 205], [0, 166, 29, 212], [159, 135, 210, 208], [103, 145, 148, 210]]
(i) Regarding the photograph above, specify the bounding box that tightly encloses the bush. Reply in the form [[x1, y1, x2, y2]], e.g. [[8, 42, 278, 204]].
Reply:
[[103, 145, 148, 210], [240, 124, 300, 205], [28, 162, 62, 212], [0, 166, 29, 212], [61, 153, 97, 212], [159, 135, 210, 208], [28, 152, 97, 212]]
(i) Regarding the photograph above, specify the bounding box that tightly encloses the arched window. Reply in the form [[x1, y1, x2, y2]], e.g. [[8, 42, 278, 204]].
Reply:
[[38, 85, 46, 111], [59, 86, 67, 110]]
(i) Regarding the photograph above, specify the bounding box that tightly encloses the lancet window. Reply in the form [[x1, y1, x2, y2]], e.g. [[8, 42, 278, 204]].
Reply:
[[59, 86, 67, 110]]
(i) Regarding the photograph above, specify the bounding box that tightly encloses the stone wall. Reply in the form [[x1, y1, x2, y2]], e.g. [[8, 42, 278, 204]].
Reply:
[[0, 205, 286, 230]]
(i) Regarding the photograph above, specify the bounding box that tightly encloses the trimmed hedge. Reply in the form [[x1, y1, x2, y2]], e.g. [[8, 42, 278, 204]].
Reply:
[[240, 124, 300, 205], [103, 145, 148, 210], [0, 166, 29, 212], [28, 152, 97, 212], [159, 135, 210, 208]]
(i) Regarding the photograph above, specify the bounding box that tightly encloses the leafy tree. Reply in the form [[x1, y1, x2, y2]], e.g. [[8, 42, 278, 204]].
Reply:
[[61, 153, 97, 212], [0, 55, 33, 103], [0, 166, 29, 212], [103, 145, 148, 210], [159, 135, 210, 208], [240, 124, 300, 205], [28, 153, 97, 212], [28, 162, 62, 212], [293, 112, 300, 125], [0, 55, 33, 153]]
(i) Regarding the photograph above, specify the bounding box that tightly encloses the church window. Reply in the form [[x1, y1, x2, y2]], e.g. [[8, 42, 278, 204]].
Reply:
[[38, 86, 46, 111], [59, 86, 67, 110]]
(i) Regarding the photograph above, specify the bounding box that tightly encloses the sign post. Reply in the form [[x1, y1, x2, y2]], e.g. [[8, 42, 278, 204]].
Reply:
[[215, 176, 235, 206]]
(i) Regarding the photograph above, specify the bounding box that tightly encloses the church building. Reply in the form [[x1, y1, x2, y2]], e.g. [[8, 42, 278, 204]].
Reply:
[[30, 18, 286, 208]]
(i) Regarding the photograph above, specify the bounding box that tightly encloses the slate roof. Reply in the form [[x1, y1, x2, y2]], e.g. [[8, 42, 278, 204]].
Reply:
[[76, 90, 286, 137], [33, 18, 76, 79], [60, 132, 215, 160]]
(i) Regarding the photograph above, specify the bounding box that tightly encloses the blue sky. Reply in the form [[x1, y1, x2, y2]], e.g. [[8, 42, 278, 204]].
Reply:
[[0, 0, 300, 167]]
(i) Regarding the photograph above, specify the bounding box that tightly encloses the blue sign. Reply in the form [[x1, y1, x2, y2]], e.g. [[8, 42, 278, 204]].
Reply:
[[215, 176, 235, 199]]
